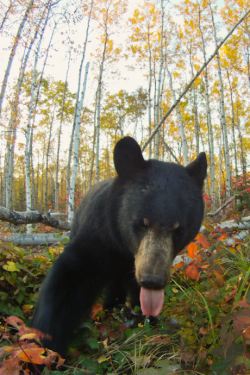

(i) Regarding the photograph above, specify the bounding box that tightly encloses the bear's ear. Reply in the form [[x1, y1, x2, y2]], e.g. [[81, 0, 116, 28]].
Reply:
[[185, 152, 207, 189], [114, 136, 147, 178]]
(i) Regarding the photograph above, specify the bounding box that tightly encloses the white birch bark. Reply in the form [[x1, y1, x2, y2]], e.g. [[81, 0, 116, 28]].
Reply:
[[45, 105, 55, 208], [95, 31, 108, 183], [25, 15, 47, 233], [68, 62, 89, 222], [218, 134, 222, 205], [208, 0, 231, 197], [147, 30, 152, 159], [227, 71, 238, 177], [0, 0, 34, 115], [236, 99, 246, 175], [154, 0, 164, 159], [0, 1, 16, 31], [67, 0, 93, 197], [166, 62, 189, 166], [188, 46, 199, 155], [198, 11, 216, 204], [55, 48, 72, 211], [31, 18, 57, 126], [142, 7, 250, 152], [7, 8, 48, 210], [89, 94, 97, 189], [4, 48, 26, 209]]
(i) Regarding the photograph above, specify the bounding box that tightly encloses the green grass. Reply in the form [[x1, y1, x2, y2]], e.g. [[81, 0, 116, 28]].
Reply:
[[1, 234, 250, 374]]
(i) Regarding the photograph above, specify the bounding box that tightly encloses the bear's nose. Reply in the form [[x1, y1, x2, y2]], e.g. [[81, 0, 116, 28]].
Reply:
[[140, 274, 165, 289]]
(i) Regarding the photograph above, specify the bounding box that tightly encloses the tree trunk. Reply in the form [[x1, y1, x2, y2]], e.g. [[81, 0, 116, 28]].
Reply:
[[166, 62, 189, 166], [0, 0, 34, 115], [3, 12, 45, 209], [154, 0, 164, 159], [141, 8, 250, 152], [208, 0, 231, 197], [68, 63, 90, 222], [66, 0, 93, 209], [227, 71, 238, 177], [89, 102, 97, 190], [45, 105, 55, 208], [0, 1, 15, 31], [55, 48, 72, 211], [189, 46, 199, 155], [25, 5, 50, 232], [147, 30, 152, 159], [198, 10, 216, 205], [236, 97, 246, 175], [95, 29, 108, 183], [218, 134, 222, 204]]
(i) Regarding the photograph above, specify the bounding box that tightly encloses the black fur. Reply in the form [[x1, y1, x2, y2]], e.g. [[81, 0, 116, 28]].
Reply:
[[32, 136, 207, 356]]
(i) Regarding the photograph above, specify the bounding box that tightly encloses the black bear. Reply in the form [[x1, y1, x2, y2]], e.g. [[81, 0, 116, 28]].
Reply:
[[32, 136, 207, 357]]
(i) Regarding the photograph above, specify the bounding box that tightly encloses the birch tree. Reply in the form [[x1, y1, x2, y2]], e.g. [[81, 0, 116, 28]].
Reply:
[[25, 3, 51, 232], [0, 0, 18, 31], [0, 0, 34, 115], [4, 6, 48, 209], [55, 47, 72, 211], [141, 7, 250, 154], [221, 0, 250, 86], [166, 61, 189, 165], [180, 24, 200, 156], [68, 62, 90, 222], [208, 0, 231, 197], [154, 0, 164, 159], [197, 5, 216, 204], [66, 0, 93, 200], [226, 71, 238, 177], [128, 2, 159, 158], [92, 0, 127, 182]]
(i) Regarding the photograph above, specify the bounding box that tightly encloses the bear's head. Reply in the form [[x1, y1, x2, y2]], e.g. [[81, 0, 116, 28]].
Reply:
[[114, 136, 207, 316]]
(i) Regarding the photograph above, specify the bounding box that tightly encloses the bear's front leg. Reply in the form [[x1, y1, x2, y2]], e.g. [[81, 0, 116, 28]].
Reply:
[[32, 233, 111, 357]]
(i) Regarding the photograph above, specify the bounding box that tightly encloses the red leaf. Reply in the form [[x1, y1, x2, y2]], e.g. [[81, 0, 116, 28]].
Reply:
[[242, 327, 250, 339], [173, 261, 184, 270], [213, 270, 225, 284], [186, 265, 199, 280], [187, 242, 197, 259], [195, 233, 210, 248], [238, 299, 249, 308], [91, 303, 103, 319]]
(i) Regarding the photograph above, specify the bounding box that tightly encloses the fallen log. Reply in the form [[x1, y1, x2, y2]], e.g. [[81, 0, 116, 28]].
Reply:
[[0, 206, 70, 231], [1, 232, 70, 246]]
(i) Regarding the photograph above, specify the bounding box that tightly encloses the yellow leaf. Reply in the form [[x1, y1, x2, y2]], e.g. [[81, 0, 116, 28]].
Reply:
[[4, 347, 13, 352], [22, 304, 33, 312], [98, 355, 109, 363], [18, 348, 45, 364], [3, 261, 19, 272], [172, 288, 179, 293], [20, 333, 37, 340]]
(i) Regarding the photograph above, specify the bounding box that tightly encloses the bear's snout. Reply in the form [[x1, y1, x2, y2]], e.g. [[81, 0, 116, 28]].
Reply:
[[139, 274, 165, 290]]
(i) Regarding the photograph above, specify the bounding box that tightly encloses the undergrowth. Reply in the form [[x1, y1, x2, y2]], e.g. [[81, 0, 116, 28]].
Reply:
[[1, 217, 250, 374]]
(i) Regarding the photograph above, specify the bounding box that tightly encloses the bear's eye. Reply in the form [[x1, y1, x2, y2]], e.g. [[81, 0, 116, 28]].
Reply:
[[142, 218, 150, 228], [133, 218, 150, 231]]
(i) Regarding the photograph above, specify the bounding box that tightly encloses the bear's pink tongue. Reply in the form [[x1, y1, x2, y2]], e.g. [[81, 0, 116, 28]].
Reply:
[[140, 287, 164, 316]]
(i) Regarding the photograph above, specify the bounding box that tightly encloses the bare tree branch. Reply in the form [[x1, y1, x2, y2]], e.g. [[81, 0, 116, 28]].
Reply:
[[0, 206, 70, 231], [160, 135, 180, 164], [142, 8, 250, 152], [207, 196, 235, 217]]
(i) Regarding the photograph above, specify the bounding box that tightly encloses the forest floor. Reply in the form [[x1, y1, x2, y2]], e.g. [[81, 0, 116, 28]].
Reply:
[[1, 211, 250, 375]]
